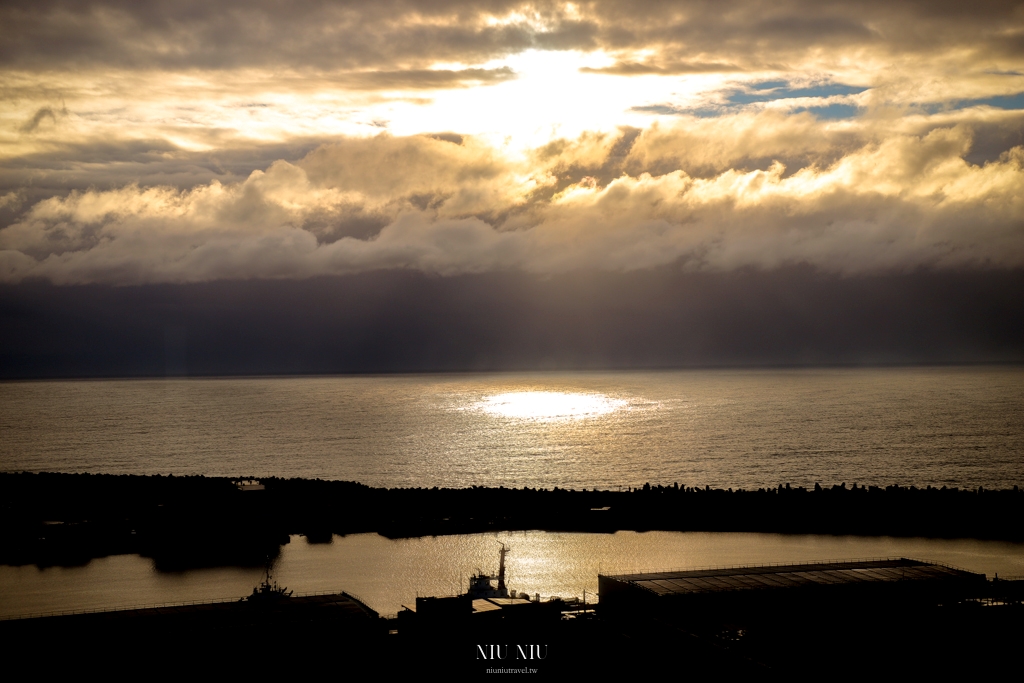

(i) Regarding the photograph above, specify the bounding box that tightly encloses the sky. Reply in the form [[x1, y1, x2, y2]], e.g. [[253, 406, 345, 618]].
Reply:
[[1, 1, 1023, 375]]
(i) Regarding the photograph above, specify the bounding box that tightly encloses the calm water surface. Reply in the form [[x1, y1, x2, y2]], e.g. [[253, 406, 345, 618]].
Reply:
[[2, 367, 1022, 489], [2, 531, 1023, 619]]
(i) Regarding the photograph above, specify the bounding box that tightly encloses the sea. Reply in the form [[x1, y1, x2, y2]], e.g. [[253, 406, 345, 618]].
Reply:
[[3, 366, 1023, 489], [2, 366, 1023, 617]]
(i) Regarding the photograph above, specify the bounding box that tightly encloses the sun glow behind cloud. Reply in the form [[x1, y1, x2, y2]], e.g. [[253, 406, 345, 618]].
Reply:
[[385, 50, 722, 148], [0, 51, 745, 160], [1, 1, 1023, 285]]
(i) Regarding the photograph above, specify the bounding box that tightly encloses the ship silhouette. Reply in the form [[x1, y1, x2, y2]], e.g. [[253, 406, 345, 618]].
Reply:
[[465, 542, 510, 599], [245, 559, 293, 602]]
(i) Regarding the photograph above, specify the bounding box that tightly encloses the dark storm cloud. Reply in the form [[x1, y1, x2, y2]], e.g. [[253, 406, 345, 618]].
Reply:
[[2, 268, 1022, 378], [583, 0, 1023, 62], [0, 0, 534, 70], [1, 1, 1020, 71]]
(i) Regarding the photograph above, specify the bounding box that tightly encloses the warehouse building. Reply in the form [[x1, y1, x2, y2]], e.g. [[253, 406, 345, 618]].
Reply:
[[598, 557, 987, 619]]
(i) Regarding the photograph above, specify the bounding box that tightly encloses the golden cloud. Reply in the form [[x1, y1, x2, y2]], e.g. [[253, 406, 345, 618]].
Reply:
[[2, 113, 1022, 284]]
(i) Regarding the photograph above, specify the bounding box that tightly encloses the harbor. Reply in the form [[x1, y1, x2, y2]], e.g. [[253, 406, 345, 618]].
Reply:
[[3, 547, 1022, 675]]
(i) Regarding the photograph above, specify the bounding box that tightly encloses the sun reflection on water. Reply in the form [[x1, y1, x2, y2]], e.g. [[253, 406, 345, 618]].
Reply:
[[475, 391, 627, 421]]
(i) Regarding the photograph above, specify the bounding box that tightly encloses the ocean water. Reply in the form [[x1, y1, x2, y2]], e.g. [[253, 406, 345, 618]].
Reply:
[[2, 366, 1023, 489]]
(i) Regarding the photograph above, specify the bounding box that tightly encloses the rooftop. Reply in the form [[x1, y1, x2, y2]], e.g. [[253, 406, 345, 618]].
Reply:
[[601, 558, 983, 597]]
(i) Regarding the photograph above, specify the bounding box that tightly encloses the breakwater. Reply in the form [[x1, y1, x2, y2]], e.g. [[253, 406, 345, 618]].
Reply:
[[2, 472, 1022, 568]]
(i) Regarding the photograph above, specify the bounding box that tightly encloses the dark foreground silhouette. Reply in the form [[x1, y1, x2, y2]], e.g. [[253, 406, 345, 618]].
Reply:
[[1, 472, 1021, 567], [3, 557, 1022, 675]]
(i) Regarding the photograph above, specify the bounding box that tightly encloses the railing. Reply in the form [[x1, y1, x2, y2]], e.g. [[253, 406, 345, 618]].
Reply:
[[339, 590, 376, 613]]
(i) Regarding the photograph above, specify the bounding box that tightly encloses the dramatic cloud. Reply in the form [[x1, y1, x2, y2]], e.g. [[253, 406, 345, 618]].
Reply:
[[2, 114, 1022, 284], [1, 1, 1022, 285], [3, 2, 1020, 71]]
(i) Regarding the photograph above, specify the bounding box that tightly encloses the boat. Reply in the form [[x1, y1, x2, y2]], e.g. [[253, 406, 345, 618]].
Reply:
[[465, 542, 510, 599], [245, 559, 293, 602]]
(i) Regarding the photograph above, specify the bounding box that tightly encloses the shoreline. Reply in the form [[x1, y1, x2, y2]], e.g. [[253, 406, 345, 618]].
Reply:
[[2, 472, 1022, 568]]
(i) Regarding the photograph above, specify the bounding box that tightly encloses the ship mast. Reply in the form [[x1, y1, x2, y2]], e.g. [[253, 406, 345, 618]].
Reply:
[[497, 542, 508, 592]]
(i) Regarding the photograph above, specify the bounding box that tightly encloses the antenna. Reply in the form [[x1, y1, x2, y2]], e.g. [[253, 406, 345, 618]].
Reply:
[[497, 541, 509, 592]]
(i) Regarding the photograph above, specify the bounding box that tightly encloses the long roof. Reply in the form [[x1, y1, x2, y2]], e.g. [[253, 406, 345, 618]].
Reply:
[[601, 558, 983, 597]]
